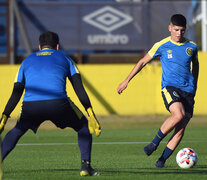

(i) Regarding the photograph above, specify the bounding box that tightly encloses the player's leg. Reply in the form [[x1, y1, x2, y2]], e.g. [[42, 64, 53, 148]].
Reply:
[[155, 115, 190, 168], [1, 124, 27, 160], [144, 102, 185, 156], [155, 89, 195, 168], [77, 119, 92, 162], [160, 102, 185, 134], [69, 104, 99, 176], [1, 101, 45, 161], [74, 117, 99, 176], [164, 115, 190, 150], [77, 118, 99, 176], [144, 86, 184, 156], [50, 99, 99, 176]]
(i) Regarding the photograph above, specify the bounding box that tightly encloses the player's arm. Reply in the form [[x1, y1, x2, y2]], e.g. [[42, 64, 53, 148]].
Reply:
[[70, 73, 91, 110], [117, 53, 153, 94], [0, 82, 24, 133], [70, 74, 101, 136], [192, 54, 199, 93]]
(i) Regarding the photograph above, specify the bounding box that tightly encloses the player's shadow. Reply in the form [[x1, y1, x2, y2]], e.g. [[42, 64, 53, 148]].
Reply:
[[5, 167, 207, 176], [100, 167, 207, 175], [197, 165, 207, 168], [5, 168, 80, 174]]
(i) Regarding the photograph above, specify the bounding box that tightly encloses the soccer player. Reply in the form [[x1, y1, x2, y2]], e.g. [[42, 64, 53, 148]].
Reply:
[[0, 31, 101, 176], [117, 14, 199, 168]]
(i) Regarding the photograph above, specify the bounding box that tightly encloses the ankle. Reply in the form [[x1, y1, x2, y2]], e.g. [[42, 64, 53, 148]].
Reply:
[[82, 160, 90, 164], [158, 157, 165, 162]]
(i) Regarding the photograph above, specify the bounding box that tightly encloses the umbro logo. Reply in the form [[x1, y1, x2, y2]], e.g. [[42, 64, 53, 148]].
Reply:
[[83, 6, 133, 33], [173, 91, 180, 98]]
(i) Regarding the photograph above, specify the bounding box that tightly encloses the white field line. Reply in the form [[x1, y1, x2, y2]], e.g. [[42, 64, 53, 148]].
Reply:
[[17, 141, 207, 146]]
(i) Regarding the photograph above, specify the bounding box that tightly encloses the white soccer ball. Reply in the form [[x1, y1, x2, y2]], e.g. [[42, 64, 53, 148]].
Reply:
[[176, 148, 198, 168]]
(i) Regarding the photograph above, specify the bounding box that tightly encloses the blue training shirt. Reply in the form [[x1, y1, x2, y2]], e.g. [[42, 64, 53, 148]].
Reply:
[[148, 36, 198, 94], [15, 48, 79, 101]]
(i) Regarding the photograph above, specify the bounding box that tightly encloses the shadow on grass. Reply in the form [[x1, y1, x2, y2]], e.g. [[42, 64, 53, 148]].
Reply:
[[197, 165, 207, 168], [5, 166, 207, 176], [100, 167, 207, 175], [5, 168, 80, 174]]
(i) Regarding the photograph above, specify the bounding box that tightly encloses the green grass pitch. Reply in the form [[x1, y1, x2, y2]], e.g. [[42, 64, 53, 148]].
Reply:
[[2, 115, 207, 180]]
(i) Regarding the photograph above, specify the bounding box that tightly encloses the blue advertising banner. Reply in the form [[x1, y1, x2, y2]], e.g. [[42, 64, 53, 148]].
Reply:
[[0, 1, 196, 55], [17, 2, 149, 51], [0, 4, 7, 54]]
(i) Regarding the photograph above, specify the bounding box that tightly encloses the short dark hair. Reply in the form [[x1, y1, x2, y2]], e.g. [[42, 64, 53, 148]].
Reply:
[[39, 31, 59, 49], [170, 14, 186, 27]]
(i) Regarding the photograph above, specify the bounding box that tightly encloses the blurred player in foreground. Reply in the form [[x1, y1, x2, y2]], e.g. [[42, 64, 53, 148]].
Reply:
[[0, 31, 101, 176], [117, 14, 199, 168]]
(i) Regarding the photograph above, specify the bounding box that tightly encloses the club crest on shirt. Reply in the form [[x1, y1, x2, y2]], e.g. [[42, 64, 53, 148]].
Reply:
[[186, 47, 193, 56], [167, 50, 173, 59]]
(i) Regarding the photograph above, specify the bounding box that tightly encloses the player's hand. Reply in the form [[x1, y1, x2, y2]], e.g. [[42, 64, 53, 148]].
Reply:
[[117, 80, 128, 94], [86, 107, 101, 137], [0, 114, 8, 134]]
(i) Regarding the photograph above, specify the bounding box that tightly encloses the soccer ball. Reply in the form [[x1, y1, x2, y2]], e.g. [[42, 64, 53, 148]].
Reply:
[[176, 148, 198, 168]]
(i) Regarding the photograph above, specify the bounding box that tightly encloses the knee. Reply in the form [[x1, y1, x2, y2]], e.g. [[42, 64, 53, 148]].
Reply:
[[173, 111, 185, 123], [177, 112, 185, 121], [78, 123, 90, 136], [13, 125, 27, 135]]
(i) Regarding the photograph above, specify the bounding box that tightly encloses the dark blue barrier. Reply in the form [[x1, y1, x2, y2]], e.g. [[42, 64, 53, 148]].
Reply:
[[0, 1, 196, 55], [17, 1, 150, 53], [0, 5, 7, 54]]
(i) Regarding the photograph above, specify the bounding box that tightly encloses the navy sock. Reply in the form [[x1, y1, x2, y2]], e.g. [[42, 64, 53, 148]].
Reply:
[[78, 124, 92, 161], [1, 126, 26, 161], [152, 129, 166, 147], [159, 146, 174, 161]]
